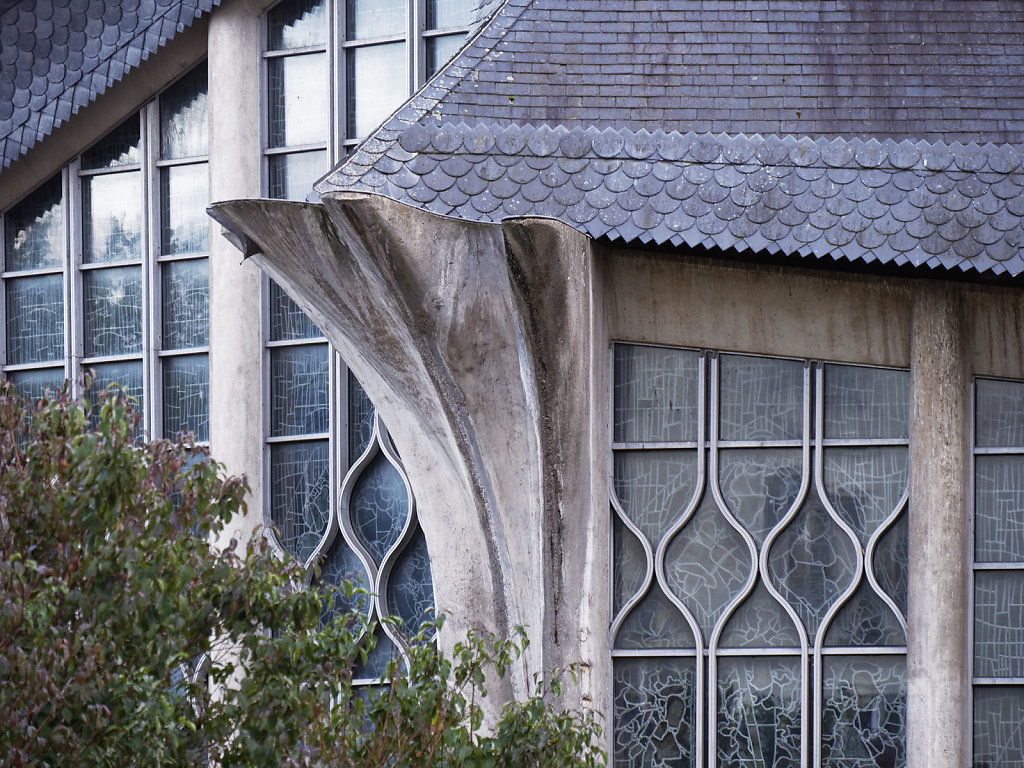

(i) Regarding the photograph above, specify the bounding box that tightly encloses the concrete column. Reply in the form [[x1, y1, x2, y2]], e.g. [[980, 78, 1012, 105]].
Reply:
[[207, 0, 267, 544], [907, 282, 970, 768]]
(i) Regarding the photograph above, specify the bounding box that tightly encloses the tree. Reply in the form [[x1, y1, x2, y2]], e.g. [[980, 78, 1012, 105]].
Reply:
[[0, 382, 604, 767]]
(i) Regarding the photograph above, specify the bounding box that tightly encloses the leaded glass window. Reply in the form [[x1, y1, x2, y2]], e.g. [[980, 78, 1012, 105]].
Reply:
[[611, 345, 908, 768], [973, 378, 1024, 768]]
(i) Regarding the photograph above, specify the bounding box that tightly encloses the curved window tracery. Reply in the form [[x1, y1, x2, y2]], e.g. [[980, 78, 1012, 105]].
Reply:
[[611, 345, 908, 768]]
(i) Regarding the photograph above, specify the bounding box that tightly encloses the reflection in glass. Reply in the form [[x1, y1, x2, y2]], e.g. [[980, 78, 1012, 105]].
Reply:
[[161, 164, 209, 255], [427, 0, 472, 29], [974, 571, 1024, 678], [6, 368, 64, 401], [614, 658, 695, 768], [82, 173, 143, 263], [160, 65, 208, 159], [268, 150, 328, 201], [4, 176, 63, 271], [81, 116, 140, 169], [5, 275, 64, 364], [976, 378, 1024, 448], [614, 450, 697, 546], [719, 354, 803, 441], [719, 581, 801, 648], [612, 515, 647, 617], [86, 360, 144, 416], [350, 451, 409, 566], [823, 448, 907, 546], [347, 43, 407, 139], [427, 34, 466, 76], [268, 53, 328, 148], [386, 527, 435, 635], [269, 279, 322, 340], [347, 0, 405, 39], [162, 259, 209, 349], [717, 657, 801, 768], [973, 687, 1024, 768], [162, 354, 209, 441], [348, 372, 375, 464], [975, 455, 1024, 562], [615, 585, 695, 650], [270, 344, 329, 436], [268, 0, 326, 49], [614, 344, 700, 443], [825, 582, 904, 647], [83, 267, 143, 357], [822, 657, 906, 768], [824, 364, 909, 441], [719, 448, 802, 545], [270, 440, 329, 564]]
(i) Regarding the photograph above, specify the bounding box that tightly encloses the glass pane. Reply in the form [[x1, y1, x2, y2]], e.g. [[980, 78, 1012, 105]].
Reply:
[[718, 448, 803, 546], [975, 455, 1024, 562], [270, 440, 329, 563], [386, 527, 435, 636], [824, 365, 909, 441], [720, 581, 802, 648], [614, 658, 695, 768], [615, 585, 695, 650], [5, 274, 64, 364], [162, 258, 209, 349], [6, 367, 64, 401], [823, 448, 907, 546], [268, 0, 326, 49], [427, 33, 466, 76], [426, 0, 472, 29], [267, 150, 328, 201], [160, 65, 208, 159], [269, 280, 322, 340], [717, 657, 801, 768], [974, 571, 1024, 678], [86, 360, 144, 415], [81, 116, 140, 169], [83, 267, 143, 357], [974, 687, 1024, 768], [348, 371, 375, 465], [347, 43, 407, 139], [350, 451, 409, 566], [162, 354, 209, 441], [663, 494, 750, 638], [270, 344, 329, 437], [354, 627, 396, 681], [4, 176, 63, 271], [347, 0, 405, 39], [267, 53, 328, 148], [318, 535, 370, 623], [614, 344, 700, 443], [824, 581, 905, 648], [976, 378, 1024, 448], [822, 656, 906, 768], [160, 164, 209, 255], [873, 514, 909, 619], [719, 354, 803, 441], [82, 172, 143, 263], [613, 450, 697, 546], [612, 515, 647, 617]]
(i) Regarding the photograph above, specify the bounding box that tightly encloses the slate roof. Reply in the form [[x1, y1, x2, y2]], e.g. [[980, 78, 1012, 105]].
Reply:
[[0, 0, 218, 170], [320, 0, 1024, 279]]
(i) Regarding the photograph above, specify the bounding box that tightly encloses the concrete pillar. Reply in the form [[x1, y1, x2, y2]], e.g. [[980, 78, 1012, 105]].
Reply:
[[907, 282, 970, 768]]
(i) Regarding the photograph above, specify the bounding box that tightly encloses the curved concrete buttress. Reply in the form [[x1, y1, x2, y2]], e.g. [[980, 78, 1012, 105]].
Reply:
[[208, 193, 603, 704]]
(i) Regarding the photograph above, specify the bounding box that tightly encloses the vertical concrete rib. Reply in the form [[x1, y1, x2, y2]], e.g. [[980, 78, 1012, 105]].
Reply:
[[907, 282, 969, 768]]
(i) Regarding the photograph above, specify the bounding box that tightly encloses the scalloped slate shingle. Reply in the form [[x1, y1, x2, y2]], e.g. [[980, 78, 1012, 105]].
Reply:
[[0, 0, 218, 170], [321, 0, 1024, 279]]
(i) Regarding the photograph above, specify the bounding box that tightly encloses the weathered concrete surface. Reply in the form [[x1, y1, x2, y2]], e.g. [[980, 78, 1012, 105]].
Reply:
[[209, 194, 603, 700], [908, 283, 970, 768]]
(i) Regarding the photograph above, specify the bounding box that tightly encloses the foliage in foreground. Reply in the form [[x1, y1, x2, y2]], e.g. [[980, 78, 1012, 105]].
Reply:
[[0, 382, 603, 767]]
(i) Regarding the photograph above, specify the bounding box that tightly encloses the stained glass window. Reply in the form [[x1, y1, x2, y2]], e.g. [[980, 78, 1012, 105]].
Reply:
[[611, 345, 908, 767]]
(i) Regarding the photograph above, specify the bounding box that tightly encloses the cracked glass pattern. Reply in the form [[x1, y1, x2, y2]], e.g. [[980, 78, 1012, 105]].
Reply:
[[5, 274, 64, 364], [4, 176, 63, 271], [664, 494, 750, 638], [351, 451, 409, 566], [268, 0, 326, 49], [268, 53, 328, 148], [613, 514, 647, 617], [615, 585, 695, 650], [976, 378, 1024, 448], [975, 455, 1024, 562], [160, 165, 209, 256], [822, 657, 906, 768], [768, 494, 857, 640], [269, 279, 322, 340], [83, 267, 143, 357], [347, 43, 407, 140], [614, 450, 697, 546], [86, 361, 144, 417], [974, 572, 1024, 678], [162, 354, 209, 441], [81, 116, 140, 170], [614, 344, 700, 443], [7, 368, 64, 401], [160, 65, 208, 160], [825, 582, 905, 648], [269, 344, 329, 437], [719, 354, 803, 441], [270, 441, 329, 564], [823, 448, 907, 546], [824, 365, 909, 441], [348, 372, 375, 464], [973, 687, 1024, 768], [161, 259, 209, 350], [719, 449, 802, 545], [717, 657, 801, 768], [348, 0, 405, 39], [317, 535, 370, 625], [873, 515, 908, 619], [614, 658, 695, 768], [720, 581, 801, 649], [268, 150, 328, 201], [386, 527, 435, 636], [427, 0, 471, 29], [82, 173, 143, 264]]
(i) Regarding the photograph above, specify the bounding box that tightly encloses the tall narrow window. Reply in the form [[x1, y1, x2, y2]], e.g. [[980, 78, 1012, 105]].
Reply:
[[972, 378, 1024, 767], [611, 345, 908, 768]]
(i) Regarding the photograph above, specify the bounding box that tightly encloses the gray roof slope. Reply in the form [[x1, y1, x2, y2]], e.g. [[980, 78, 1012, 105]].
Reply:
[[0, 0, 218, 170], [320, 0, 1024, 278]]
